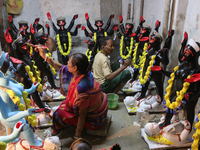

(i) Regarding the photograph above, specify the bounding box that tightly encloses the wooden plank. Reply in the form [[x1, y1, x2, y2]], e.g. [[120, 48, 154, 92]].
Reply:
[[127, 4, 131, 20]]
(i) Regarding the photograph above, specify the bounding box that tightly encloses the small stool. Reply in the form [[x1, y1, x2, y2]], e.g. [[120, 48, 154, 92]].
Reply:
[[87, 114, 112, 136]]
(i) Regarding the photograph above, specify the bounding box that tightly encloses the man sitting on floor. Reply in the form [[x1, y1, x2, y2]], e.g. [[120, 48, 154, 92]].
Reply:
[[92, 36, 131, 93]]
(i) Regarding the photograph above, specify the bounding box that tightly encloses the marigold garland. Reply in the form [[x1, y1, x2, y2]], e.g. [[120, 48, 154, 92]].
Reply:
[[25, 64, 43, 93], [46, 48, 56, 75], [85, 48, 92, 62], [132, 42, 148, 69], [119, 36, 134, 59], [164, 66, 191, 110], [146, 133, 174, 145], [56, 32, 72, 56], [29, 35, 33, 58], [191, 113, 200, 150], [139, 55, 156, 85], [94, 32, 107, 53], [0, 142, 7, 150], [3, 87, 37, 127]]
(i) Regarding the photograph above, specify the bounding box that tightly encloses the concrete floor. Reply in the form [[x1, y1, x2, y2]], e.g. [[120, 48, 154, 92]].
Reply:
[[36, 100, 150, 150], [37, 96, 193, 150]]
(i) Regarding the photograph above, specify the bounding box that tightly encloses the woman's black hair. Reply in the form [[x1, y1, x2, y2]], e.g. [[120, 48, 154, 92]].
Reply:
[[71, 53, 89, 74], [99, 36, 112, 50]]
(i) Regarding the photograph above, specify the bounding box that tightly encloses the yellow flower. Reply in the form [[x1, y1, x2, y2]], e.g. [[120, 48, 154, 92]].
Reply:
[[164, 66, 190, 109], [119, 36, 134, 59], [56, 32, 72, 56], [139, 53, 156, 85]]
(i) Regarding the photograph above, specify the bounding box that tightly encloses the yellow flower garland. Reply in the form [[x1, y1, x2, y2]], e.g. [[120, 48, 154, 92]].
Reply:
[[192, 113, 200, 150], [164, 66, 191, 110], [0, 142, 7, 150], [146, 133, 174, 145], [94, 32, 107, 53], [139, 55, 156, 85], [85, 48, 92, 62], [46, 49, 56, 75], [119, 36, 134, 59], [25, 64, 43, 93], [4, 87, 37, 127], [29, 35, 33, 57], [56, 32, 72, 56], [132, 43, 148, 69]]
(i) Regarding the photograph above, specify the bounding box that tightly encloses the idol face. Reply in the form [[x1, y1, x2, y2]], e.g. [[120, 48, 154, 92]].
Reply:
[[0, 54, 17, 79]]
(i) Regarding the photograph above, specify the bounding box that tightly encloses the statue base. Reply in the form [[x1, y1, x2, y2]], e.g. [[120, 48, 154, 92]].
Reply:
[[141, 128, 192, 150], [124, 100, 166, 115]]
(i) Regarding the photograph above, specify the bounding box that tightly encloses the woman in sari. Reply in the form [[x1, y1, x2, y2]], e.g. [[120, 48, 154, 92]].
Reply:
[[35, 46, 108, 139]]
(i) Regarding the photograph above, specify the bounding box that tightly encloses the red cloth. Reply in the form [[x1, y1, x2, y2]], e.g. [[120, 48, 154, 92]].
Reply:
[[54, 74, 108, 129], [56, 93, 108, 129]]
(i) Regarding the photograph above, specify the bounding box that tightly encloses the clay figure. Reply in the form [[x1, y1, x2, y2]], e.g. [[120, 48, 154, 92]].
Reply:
[[47, 12, 81, 65]]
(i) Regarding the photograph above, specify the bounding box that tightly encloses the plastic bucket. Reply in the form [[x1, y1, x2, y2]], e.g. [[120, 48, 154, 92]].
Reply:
[[107, 93, 119, 109]]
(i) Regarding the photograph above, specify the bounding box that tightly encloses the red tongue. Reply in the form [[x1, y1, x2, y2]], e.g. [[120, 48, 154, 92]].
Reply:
[[10, 57, 22, 64], [14, 72, 18, 77]]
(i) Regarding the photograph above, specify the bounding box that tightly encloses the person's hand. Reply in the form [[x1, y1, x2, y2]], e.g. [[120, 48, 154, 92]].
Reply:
[[73, 132, 81, 141], [34, 45, 46, 60], [123, 59, 131, 68]]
